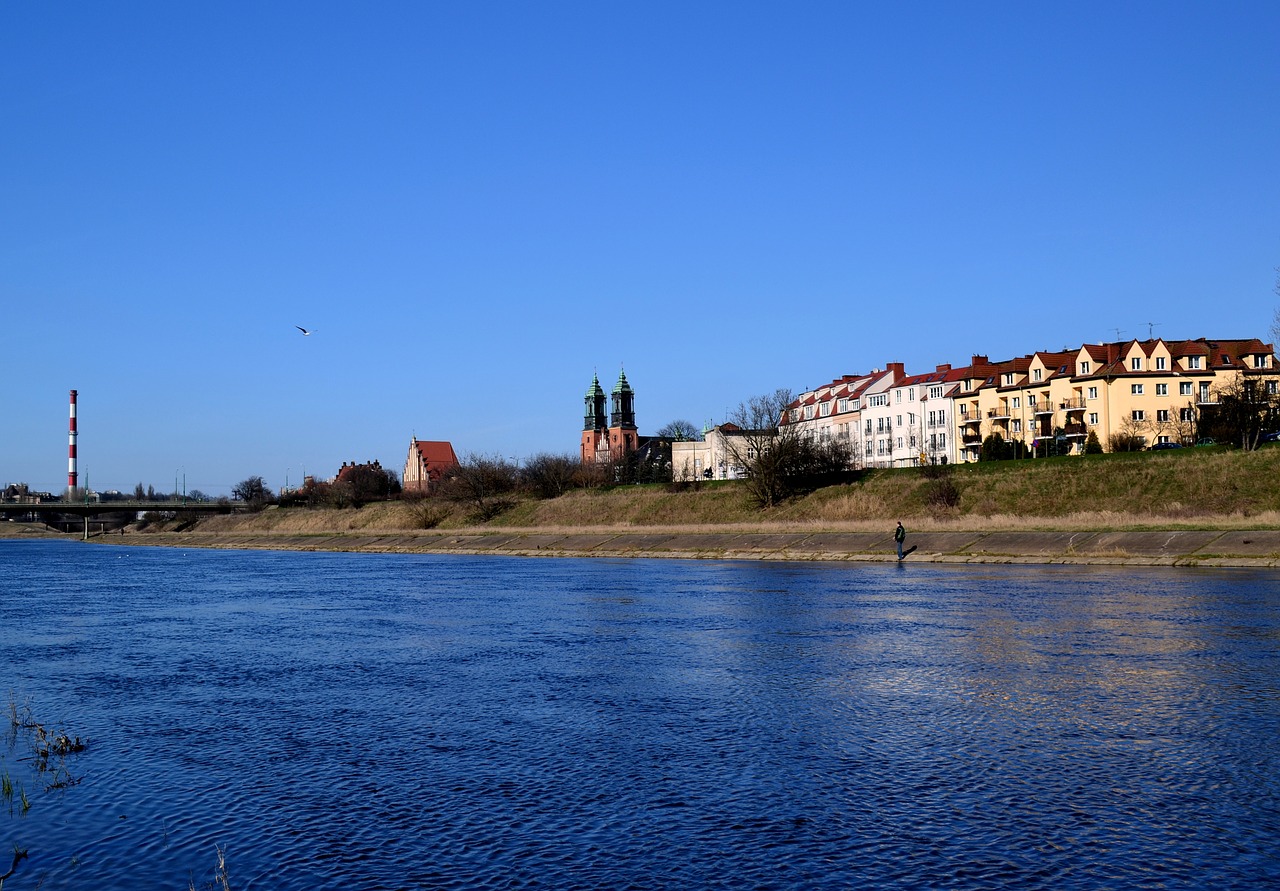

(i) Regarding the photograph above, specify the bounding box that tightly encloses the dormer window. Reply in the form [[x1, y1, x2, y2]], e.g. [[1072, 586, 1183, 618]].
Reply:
[[1155, 357, 1167, 370], [1080, 361, 1091, 374], [1187, 356, 1203, 370], [1033, 369, 1042, 381], [1131, 357, 1142, 371], [1003, 373, 1014, 386]]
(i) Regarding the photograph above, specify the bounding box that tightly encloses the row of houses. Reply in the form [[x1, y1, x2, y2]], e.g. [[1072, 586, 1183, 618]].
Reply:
[[780, 337, 1279, 468]]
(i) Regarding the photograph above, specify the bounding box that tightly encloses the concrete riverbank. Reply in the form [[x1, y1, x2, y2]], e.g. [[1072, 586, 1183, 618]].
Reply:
[[68, 527, 1280, 567]]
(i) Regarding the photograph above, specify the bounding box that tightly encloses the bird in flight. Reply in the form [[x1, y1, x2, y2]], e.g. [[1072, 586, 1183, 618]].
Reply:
[[296, 326, 316, 336]]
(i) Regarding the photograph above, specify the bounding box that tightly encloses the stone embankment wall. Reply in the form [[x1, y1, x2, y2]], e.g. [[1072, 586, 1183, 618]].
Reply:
[[90, 528, 1280, 567]]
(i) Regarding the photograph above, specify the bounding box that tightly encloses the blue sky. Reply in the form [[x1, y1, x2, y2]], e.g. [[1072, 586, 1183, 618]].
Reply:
[[3, 2, 1278, 496]]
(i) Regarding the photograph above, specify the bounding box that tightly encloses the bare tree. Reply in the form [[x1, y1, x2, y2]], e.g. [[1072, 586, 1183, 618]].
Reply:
[[439, 453, 518, 520], [1205, 370, 1280, 450], [232, 475, 275, 511], [1171, 401, 1199, 445], [1109, 415, 1150, 452], [521, 453, 580, 499], [724, 389, 795, 507], [656, 419, 700, 441], [723, 388, 853, 506], [1273, 266, 1280, 345]]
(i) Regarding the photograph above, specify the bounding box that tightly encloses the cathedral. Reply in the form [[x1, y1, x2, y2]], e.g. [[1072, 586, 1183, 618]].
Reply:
[[580, 369, 638, 464]]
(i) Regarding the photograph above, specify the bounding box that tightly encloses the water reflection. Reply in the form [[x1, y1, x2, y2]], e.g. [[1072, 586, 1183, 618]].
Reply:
[[1, 541, 1278, 890]]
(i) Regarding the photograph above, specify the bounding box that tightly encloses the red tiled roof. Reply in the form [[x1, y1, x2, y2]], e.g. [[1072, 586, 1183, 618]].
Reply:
[[410, 440, 459, 467]]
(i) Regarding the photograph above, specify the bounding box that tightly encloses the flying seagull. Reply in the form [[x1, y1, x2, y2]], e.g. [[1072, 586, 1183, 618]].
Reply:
[[296, 326, 315, 336]]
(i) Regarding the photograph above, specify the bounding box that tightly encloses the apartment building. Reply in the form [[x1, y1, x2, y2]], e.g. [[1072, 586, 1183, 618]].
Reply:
[[765, 335, 1276, 476], [952, 338, 1278, 458]]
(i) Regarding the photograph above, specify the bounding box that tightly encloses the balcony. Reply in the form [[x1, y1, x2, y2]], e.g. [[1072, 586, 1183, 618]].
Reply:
[[1063, 423, 1087, 438], [987, 407, 1011, 421], [959, 412, 982, 426], [1033, 404, 1054, 416], [1060, 397, 1086, 412], [962, 432, 982, 445]]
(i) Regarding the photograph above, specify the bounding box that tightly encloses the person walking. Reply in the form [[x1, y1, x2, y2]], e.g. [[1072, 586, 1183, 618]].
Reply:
[[894, 521, 906, 561]]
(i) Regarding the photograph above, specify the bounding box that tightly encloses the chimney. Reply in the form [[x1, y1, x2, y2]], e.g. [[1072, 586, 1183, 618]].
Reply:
[[67, 389, 78, 491], [935, 363, 952, 373]]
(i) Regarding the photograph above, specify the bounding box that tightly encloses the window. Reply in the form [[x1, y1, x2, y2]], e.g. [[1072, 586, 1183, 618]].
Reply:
[[938, 433, 946, 449], [1012, 397, 1021, 409], [1269, 381, 1279, 396], [1158, 435, 1170, 444], [908, 388, 915, 401], [804, 405, 814, 420], [1012, 419, 1022, 433], [1003, 373, 1014, 386], [1157, 409, 1170, 423], [1028, 395, 1037, 407], [1033, 368, 1042, 381], [1199, 383, 1211, 401], [938, 410, 946, 425], [1156, 357, 1167, 370], [865, 420, 873, 435], [869, 394, 888, 407], [1132, 410, 1145, 421], [1180, 407, 1194, 421], [1089, 413, 1099, 425], [820, 403, 832, 417], [1088, 387, 1098, 400], [1131, 357, 1142, 370], [1080, 361, 1091, 374], [896, 415, 903, 427], [1180, 382, 1193, 395], [929, 385, 943, 399], [837, 398, 848, 413], [790, 408, 800, 422], [1131, 384, 1144, 395], [895, 391, 902, 404], [1187, 356, 1203, 370], [1156, 383, 1168, 396]]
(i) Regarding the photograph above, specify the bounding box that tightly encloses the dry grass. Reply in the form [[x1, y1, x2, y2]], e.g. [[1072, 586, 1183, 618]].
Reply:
[[162, 446, 1280, 536]]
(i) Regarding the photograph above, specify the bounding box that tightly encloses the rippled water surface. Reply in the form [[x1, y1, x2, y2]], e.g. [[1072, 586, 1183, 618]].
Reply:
[[2, 540, 1279, 889]]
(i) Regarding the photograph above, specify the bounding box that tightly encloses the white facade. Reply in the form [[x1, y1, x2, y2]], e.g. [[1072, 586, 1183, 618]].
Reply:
[[672, 425, 755, 481], [854, 365, 907, 468]]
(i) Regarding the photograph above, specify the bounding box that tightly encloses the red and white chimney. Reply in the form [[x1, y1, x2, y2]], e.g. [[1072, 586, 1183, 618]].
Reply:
[[67, 389, 78, 490]]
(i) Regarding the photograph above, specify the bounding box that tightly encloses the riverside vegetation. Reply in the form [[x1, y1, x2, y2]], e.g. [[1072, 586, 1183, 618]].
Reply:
[[2, 697, 87, 889], [143, 445, 1280, 537]]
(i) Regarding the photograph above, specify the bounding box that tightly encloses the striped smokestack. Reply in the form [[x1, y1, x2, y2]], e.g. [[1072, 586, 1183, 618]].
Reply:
[[68, 389, 78, 490]]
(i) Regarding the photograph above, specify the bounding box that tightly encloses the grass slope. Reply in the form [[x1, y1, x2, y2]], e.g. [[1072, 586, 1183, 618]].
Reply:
[[176, 445, 1280, 536]]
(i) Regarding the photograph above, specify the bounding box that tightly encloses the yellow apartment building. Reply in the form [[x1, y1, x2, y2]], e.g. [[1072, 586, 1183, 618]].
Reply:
[[954, 338, 1278, 459]]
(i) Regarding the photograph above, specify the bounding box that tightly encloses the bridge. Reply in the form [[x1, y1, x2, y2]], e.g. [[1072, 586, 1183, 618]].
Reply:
[[0, 500, 245, 519], [0, 500, 247, 537]]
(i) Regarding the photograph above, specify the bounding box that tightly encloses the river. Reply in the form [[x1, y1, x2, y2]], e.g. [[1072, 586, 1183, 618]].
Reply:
[[2, 540, 1278, 889]]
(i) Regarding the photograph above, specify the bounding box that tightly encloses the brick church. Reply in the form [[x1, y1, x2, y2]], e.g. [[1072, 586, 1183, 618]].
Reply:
[[580, 369, 639, 464]]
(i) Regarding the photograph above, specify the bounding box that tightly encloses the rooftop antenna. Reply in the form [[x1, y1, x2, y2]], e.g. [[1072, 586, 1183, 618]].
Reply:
[[1147, 321, 1160, 339], [1113, 328, 1126, 341]]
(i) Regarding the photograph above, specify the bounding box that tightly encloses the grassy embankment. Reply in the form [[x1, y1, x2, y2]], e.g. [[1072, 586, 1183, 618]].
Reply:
[[178, 445, 1280, 537]]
